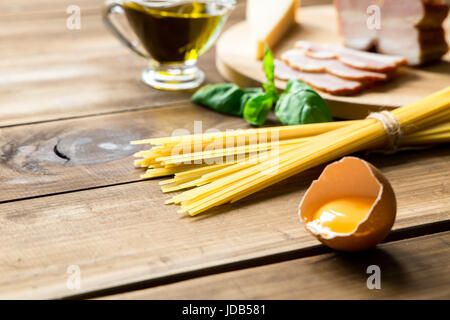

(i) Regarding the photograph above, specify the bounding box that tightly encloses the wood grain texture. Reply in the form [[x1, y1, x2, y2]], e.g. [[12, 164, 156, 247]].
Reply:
[[0, 0, 102, 19], [0, 0, 330, 127], [104, 232, 450, 300], [0, 1, 246, 127], [2, 0, 449, 300], [0, 104, 246, 202], [0, 145, 448, 299], [1, 98, 449, 203], [216, 5, 450, 119]]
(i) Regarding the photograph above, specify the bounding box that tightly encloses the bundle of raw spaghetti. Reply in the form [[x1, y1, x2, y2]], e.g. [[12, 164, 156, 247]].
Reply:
[[132, 87, 450, 215]]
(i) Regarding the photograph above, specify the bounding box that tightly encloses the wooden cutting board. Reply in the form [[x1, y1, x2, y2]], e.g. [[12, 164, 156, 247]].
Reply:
[[216, 5, 450, 119]]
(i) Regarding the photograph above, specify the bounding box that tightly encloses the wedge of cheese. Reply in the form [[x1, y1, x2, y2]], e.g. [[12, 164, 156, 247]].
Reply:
[[246, 0, 300, 60]]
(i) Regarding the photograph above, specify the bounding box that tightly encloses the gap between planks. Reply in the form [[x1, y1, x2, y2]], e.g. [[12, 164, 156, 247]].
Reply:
[[2, 0, 448, 300], [72, 224, 450, 300], [0, 169, 448, 299], [0, 100, 448, 300], [0, 3, 245, 127], [0, 103, 248, 202], [98, 231, 450, 300], [0, 179, 142, 206], [1, 100, 449, 203], [0, 100, 191, 130]]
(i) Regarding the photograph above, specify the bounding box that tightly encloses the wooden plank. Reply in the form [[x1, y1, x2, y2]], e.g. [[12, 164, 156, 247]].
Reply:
[[0, 15, 187, 127], [1, 0, 447, 301], [0, 0, 333, 127], [0, 147, 448, 299], [1, 98, 449, 202], [103, 232, 450, 300], [0, 0, 330, 127], [0, 0, 102, 18], [0, 104, 246, 202], [0, 2, 245, 127], [0, 0, 329, 18]]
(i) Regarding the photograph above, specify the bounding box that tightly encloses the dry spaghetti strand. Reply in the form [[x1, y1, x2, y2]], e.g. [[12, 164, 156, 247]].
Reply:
[[133, 87, 450, 216]]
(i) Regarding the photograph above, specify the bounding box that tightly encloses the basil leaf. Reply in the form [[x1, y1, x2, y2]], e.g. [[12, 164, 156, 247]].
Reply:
[[243, 92, 274, 126], [275, 80, 332, 125], [241, 46, 277, 127], [262, 44, 278, 101], [240, 87, 264, 111], [191, 45, 280, 123], [192, 83, 245, 116]]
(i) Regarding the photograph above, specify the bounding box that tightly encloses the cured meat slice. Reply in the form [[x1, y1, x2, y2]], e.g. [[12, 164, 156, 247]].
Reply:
[[295, 41, 406, 72], [335, 0, 449, 65], [334, 0, 380, 51], [377, 0, 449, 65], [274, 59, 363, 95], [281, 49, 388, 82]]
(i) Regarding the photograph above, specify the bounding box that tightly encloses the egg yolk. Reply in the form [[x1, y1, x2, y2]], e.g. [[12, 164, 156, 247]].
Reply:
[[312, 196, 375, 234]]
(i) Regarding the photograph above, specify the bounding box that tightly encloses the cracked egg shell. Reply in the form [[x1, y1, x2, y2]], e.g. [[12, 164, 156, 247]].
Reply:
[[298, 157, 397, 252]]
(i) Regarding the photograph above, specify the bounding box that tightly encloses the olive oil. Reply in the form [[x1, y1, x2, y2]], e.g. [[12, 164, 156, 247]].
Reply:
[[123, 1, 227, 63]]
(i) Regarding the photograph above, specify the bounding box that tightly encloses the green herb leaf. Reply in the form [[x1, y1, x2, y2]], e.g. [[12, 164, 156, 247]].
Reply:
[[243, 92, 274, 126], [240, 87, 264, 111], [275, 80, 333, 125], [262, 44, 278, 101], [191, 45, 279, 124], [192, 83, 245, 116]]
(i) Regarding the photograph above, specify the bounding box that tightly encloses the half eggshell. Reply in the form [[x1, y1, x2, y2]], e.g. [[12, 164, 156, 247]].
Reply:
[[298, 156, 397, 251]]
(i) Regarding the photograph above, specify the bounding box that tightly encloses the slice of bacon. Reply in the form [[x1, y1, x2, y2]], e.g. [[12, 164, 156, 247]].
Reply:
[[335, 0, 449, 66], [295, 41, 407, 72], [274, 59, 363, 95], [281, 49, 388, 82]]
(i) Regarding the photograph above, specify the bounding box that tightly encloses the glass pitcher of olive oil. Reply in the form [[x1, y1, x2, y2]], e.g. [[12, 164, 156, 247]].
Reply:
[[104, 0, 236, 90]]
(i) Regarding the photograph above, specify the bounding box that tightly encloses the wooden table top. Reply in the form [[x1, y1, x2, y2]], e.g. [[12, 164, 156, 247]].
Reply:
[[0, 0, 449, 300]]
